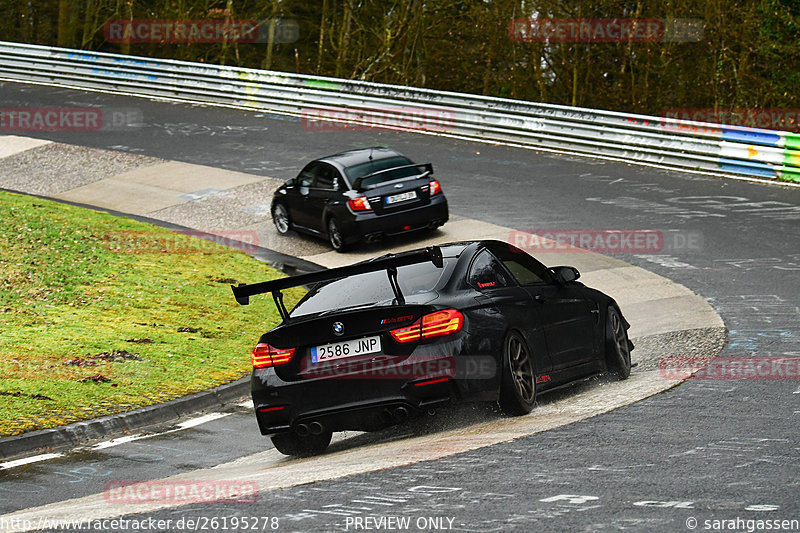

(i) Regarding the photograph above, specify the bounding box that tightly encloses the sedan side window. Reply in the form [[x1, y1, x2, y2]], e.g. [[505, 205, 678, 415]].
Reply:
[[468, 250, 510, 289], [313, 164, 337, 190], [297, 163, 317, 188]]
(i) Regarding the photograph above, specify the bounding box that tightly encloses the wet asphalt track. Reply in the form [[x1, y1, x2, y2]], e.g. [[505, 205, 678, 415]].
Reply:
[[1, 82, 799, 532]]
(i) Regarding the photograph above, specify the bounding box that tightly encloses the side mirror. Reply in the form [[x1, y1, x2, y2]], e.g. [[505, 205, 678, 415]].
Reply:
[[551, 266, 580, 284], [285, 177, 296, 187]]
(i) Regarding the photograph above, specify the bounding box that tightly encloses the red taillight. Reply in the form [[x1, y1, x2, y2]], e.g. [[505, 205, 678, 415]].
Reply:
[[421, 309, 464, 338], [252, 343, 295, 368], [389, 322, 423, 343], [429, 180, 442, 196], [348, 197, 372, 211], [258, 406, 286, 413], [389, 309, 464, 343], [414, 377, 450, 387]]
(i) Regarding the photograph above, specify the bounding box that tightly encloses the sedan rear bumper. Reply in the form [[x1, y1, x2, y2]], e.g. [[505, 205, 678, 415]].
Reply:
[[251, 356, 458, 435], [341, 195, 448, 244]]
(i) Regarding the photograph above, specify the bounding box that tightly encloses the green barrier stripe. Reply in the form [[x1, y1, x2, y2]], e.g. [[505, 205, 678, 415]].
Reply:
[[785, 133, 800, 151], [785, 151, 800, 167], [306, 79, 340, 89], [778, 167, 800, 183]]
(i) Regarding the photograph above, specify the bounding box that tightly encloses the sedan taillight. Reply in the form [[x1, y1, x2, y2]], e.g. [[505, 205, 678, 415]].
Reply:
[[348, 197, 372, 211], [429, 180, 442, 196], [252, 343, 295, 368], [389, 309, 464, 343]]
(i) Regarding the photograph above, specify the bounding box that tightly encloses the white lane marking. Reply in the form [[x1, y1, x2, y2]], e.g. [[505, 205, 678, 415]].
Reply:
[[174, 412, 229, 430], [91, 434, 148, 450], [91, 413, 230, 452], [2, 413, 232, 470], [0, 453, 64, 470], [238, 399, 254, 409]]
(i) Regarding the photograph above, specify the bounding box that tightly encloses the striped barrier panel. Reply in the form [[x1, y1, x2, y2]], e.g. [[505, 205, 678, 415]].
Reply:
[[0, 41, 797, 183]]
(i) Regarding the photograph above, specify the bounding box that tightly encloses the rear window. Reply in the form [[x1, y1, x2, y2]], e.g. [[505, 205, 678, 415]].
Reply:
[[345, 156, 419, 188], [290, 260, 452, 318]]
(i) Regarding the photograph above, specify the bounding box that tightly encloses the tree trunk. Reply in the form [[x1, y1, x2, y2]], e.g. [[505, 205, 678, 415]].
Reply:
[[334, 0, 353, 78], [316, 0, 329, 74], [57, 0, 75, 48]]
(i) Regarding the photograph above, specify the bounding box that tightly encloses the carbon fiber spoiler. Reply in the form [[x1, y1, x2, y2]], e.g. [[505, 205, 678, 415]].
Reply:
[[231, 246, 444, 319]]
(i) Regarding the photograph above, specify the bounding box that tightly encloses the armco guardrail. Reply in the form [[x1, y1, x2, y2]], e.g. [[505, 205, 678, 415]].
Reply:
[[0, 41, 797, 183]]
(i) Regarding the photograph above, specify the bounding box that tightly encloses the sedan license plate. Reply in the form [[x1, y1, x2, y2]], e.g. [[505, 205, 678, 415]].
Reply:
[[311, 336, 381, 363], [385, 191, 417, 205]]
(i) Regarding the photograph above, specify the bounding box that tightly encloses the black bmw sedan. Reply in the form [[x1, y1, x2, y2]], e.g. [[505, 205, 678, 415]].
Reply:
[[271, 147, 448, 251], [232, 240, 634, 456]]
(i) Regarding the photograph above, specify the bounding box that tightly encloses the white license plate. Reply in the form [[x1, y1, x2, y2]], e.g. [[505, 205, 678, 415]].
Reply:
[[385, 191, 417, 205], [310, 336, 381, 363]]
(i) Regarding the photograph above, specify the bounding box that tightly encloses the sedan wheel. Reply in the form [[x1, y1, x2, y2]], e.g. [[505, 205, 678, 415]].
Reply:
[[327, 217, 348, 252], [498, 332, 536, 416], [606, 305, 632, 379], [272, 203, 291, 235]]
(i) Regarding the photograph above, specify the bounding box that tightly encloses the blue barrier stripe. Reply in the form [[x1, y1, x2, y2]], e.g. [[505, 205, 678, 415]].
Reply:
[[719, 158, 777, 178], [721, 128, 781, 146]]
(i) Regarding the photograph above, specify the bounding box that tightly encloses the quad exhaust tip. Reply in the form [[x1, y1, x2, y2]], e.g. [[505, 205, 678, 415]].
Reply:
[[393, 406, 410, 421], [296, 421, 325, 436]]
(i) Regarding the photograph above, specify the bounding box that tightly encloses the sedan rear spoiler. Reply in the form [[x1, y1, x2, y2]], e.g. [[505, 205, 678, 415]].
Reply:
[[353, 162, 433, 191], [231, 246, 444, 320]]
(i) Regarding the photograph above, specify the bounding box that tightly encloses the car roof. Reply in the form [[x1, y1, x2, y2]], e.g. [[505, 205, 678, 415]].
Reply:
[[317, 147, 407, 169], [365, 240, 502, 263]]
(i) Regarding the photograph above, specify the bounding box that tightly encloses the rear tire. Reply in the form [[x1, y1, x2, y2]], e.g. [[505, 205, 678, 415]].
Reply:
[[605, 305, 631, 380], [271, 430, 332, 457], [498, 332, 537, 416], [327, 217, 348, 252]]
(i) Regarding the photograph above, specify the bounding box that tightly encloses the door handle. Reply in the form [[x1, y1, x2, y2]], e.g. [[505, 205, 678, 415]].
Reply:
[[534, 294, 547, 303]]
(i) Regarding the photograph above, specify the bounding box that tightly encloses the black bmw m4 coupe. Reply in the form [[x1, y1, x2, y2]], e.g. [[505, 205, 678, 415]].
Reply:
[[232, 240, 633, 456]]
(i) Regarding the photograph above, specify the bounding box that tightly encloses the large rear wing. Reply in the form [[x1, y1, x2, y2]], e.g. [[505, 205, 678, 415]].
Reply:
[[352, 162, 433, 191], [231, 246, 444, 320]]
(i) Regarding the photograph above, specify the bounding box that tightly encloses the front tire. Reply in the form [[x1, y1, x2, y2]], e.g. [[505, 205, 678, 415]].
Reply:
[[272, 203, 291, 235], [605, 305, 631, 380], [327, 217, 348, 252], [271, 430, 332, 457], [498, 332, 537, 416]]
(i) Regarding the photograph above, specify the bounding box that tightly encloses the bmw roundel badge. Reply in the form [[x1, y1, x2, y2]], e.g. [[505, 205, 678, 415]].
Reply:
[[332, 321, 344, 336]]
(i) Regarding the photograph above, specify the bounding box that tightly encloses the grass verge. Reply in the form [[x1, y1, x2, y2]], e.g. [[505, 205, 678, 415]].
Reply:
[[0, 190, 301, 437]]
